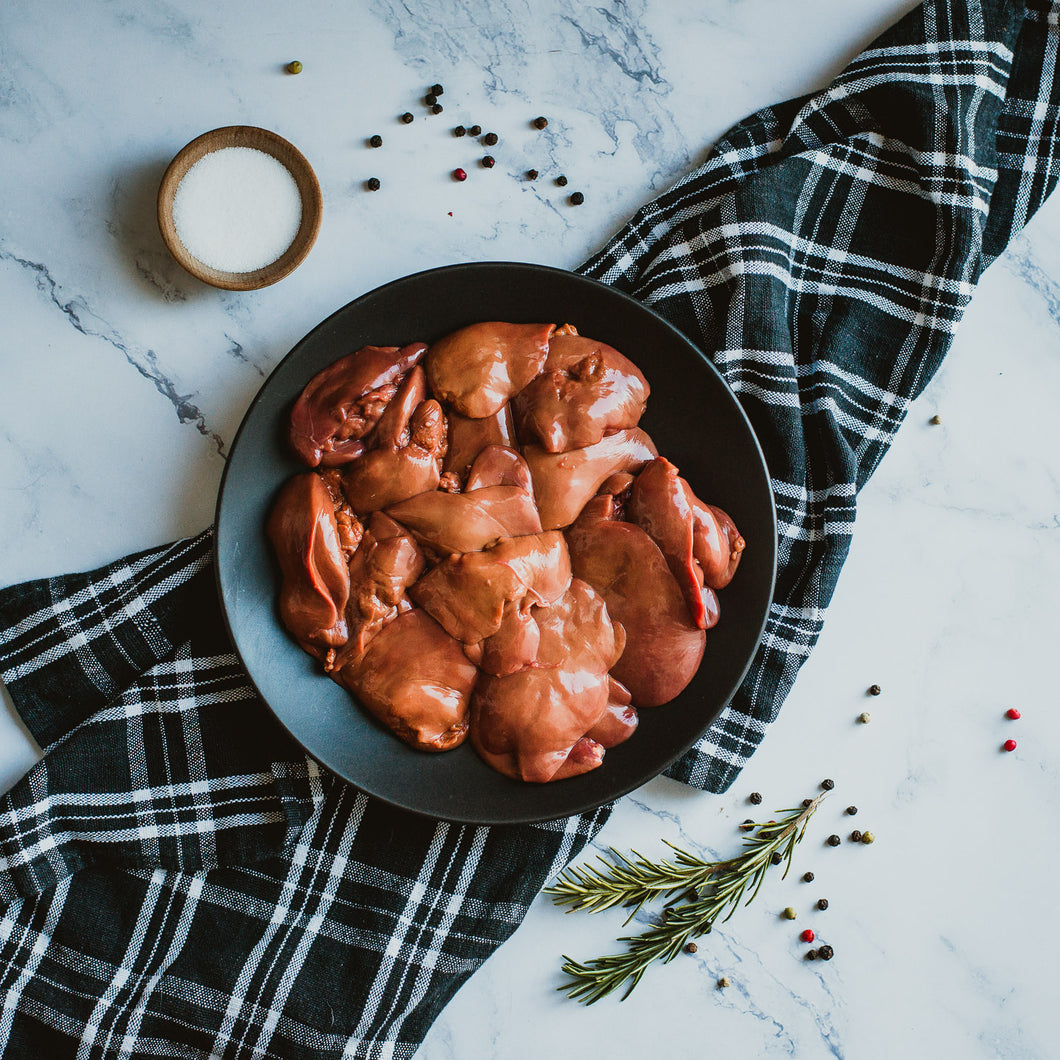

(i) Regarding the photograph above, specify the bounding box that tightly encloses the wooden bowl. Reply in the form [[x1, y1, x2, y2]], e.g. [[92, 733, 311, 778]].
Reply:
[[157, 126, 322, 291]]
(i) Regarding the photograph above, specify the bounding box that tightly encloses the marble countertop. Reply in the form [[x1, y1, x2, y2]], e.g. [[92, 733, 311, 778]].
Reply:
[[2, 2, 1057, 1057]]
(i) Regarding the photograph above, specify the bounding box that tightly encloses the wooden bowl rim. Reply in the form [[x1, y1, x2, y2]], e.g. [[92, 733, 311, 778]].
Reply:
[[157, 125, 322, 291]]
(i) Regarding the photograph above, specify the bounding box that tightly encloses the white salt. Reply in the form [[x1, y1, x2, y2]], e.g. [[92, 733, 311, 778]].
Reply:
[[172, 146, 302, 273]]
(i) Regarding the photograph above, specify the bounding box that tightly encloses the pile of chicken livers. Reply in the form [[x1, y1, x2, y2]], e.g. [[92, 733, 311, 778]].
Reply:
[[267, 321, 745, 783]]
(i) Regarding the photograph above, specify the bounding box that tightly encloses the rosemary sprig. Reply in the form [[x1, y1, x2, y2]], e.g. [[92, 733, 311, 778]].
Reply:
[[546, 795, 823, 1004]]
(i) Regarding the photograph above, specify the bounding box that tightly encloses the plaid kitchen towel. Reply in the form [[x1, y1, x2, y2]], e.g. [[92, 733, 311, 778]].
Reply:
[[1, 0, 1057, 1055]]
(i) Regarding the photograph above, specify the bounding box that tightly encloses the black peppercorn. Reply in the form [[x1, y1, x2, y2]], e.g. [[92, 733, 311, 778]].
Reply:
[[816, 898, 829, 910], [821, 778, 835, 790], [365, 177, 381, 191], [849, 829, 862, 842], [740, 819, 755, 832], [802, 798, 813, 808], [818, 944, 834, 960], [400, 112, 414, 124], [533, 115, 548, 129], [454, 125, 466, 137], [749, 792, 763, 805], [869, 684, 882, 696], [481, 155, 495, 168], [431, 83, 444, 96], [570, 191, 585, 205], [805, 949, 818, 960], [685, 942, 698, 954], [431, 103, 443, 115], [846, 805, 858, 815], [425, 93, 438, 106], [368, 134, 383, 148], [526, 169, 539, 180], [771, 851, 783, 865], [556, 174, 568, 186], [483, 132, 498, 146], [468, 124, 482, 136], [802, 871, 815, 883], [826, 834, 841, 847]]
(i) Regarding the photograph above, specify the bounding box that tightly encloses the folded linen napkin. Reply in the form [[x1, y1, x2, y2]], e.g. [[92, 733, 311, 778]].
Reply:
[[1, 1, 1056, 1055]]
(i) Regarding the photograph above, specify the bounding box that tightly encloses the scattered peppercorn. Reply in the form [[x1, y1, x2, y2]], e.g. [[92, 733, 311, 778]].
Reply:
[[685, 942, 698, 954], [286, 60, 303, 75], [365, 177, 381, 191], [483, 132, 499, 146], [368, 135, 383, 148], [1002, 739, 1018, 751], [805, 949, 818, 960], [717, 976, 731, 989], [849, 829, 862, 842], [821, 778, 835, 790], [802, 871, 815, 883], [857, 711, 871, 724], [868, 684, 882, 696], [826, 834, 841, 847], [816, 898, 829, 910], [861, 831, 876, 844], [846, 805, 858, 816], [749, 792, 763, 805], [400, 112, 414, 124], [468, 124, 482, 136], [771, 851, 783, 865], [425, 93, 438, 106], [556, 174, 568, 186], [526, 169, 539, 180], [782, 907, 797, 920], [930, 414, 942, 425], [740, 819, 755, 832], [570, 191, 585, 205], [452, 168, 467, 182], [533, 116, 549, 129], [802, 798, 813, 808], [431, 103, 444, 115], [454, 125, 467, 137], [818, 944, 834, 960], [481, 155, 495, 168], [1006, 708, 1021, 720], [800, 929, 815, 943], [431, 83, 444, 96]]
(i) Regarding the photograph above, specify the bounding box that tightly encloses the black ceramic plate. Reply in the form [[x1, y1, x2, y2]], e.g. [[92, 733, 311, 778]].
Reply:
[[215, 262, 776, 825]]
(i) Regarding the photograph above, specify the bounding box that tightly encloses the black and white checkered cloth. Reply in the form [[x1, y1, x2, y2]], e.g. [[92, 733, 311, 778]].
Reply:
[[1, 1, 1057, 1055]]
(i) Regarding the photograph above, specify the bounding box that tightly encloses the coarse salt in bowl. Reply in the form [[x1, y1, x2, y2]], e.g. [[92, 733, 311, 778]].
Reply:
[[158, 127, 322, 291]]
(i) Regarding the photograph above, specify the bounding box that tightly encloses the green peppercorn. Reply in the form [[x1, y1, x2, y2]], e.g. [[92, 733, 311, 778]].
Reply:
[[826, 834, 841, 847], [929, 414, 942, 425], [468, 124, 482, 136], [857, 711, 871, 723], [818, 944, 834, 960], [821, 778, 835, 790], [802, 871, 815, 883], [816, 898, 829, 910], [368, 135, 383, 148], [556, 174, 568, 187], [286, 60, 303, 74], [533, 115, 548, 129], [365, 177, 381, 191], [749, 792, 763, 805], [782, 907, 797, 920], [861, 831, 876, 844], [400, 112, 414, 124], [717, 976, 731, 989], [868, 684, 882, 696], [570, 191, 585, 205], [483, 132, 499, 146], [771, 851, 783, 865], [849, 829, 862, 842]]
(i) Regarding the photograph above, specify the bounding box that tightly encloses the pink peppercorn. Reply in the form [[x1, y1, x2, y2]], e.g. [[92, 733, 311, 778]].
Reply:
[[800, 929, 815, 943], [1005, 708, 1021, 720], [453, 168, 467, 182], [1002, 739, 1017, 752]]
